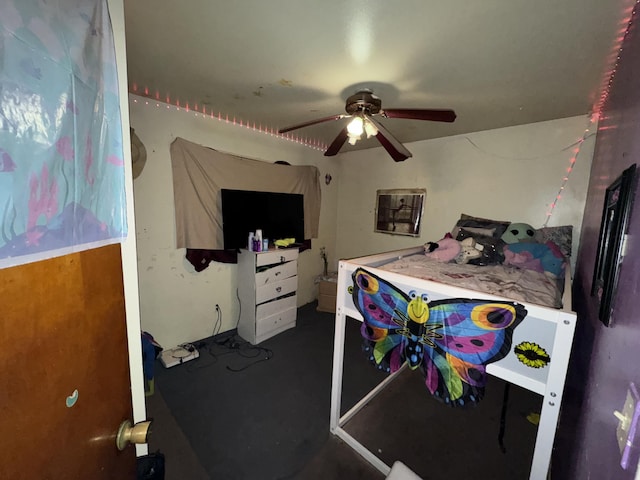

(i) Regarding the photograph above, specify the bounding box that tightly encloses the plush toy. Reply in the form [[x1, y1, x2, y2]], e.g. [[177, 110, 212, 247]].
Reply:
[[455, 237, 483, 264], [503, 241, 565, 277], [501, 223, 537, 244], [424, 242, 439, 253], [424, 237, 461, 262]]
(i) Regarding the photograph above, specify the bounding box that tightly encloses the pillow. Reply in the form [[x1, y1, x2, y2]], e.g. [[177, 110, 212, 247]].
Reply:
[[534, 225, 573, 258], [451, 213, 511, 239], [455, 229, 506, 266]]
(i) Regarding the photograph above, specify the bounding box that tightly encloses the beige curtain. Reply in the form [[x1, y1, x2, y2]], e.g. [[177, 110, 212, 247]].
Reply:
[[171, 137, 321, 250]]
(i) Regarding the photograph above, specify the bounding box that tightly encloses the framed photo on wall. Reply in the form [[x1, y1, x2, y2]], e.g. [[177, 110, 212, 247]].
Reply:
[[374, 189, 426, 237], [591, 163, 637, 326]]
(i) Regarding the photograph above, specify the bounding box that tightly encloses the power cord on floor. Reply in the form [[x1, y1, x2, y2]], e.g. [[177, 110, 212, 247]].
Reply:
[[185, 340, 239, 372], [173, 301, 276, 373], [177, 342, 196, 353], [213, 331, 274, 371], [216, 335, 241, 349], [225, 346, 273, 372], [186, 329, 274, 372]]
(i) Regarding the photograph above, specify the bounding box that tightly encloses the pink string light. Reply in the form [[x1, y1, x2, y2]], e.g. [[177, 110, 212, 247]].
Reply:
[[594, 0, 638, 115], [543, 115, 596, 227], [130, 91, 325, 152], [544, 0, 638, 226]]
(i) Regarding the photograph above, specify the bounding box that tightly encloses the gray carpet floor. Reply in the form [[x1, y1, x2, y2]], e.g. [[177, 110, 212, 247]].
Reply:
[[145, 302, 541, 480]]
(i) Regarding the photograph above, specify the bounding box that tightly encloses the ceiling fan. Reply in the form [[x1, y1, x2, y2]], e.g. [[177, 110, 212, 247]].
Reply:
[[278, 89, 456, 162]]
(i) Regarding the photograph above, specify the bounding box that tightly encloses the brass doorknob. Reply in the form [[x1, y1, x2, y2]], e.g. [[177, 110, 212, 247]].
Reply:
[[116, 419, 152, 450]]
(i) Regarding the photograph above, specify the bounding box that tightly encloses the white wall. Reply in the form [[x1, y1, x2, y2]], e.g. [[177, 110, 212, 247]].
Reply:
[[129, 96, 339, 348], [334, 115, 594, 269], [131, 101, 593, 349]]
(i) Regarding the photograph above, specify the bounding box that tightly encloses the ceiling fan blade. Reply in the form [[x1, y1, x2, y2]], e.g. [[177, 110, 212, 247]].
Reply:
[[367, 116, 412, 162], [382, 108, 457, 123], [278, 114, 346, 134], [324, 128, 348, 156]]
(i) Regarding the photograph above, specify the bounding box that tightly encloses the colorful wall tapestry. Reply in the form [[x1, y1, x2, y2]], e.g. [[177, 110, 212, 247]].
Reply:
[[0, 0, 126, 269]]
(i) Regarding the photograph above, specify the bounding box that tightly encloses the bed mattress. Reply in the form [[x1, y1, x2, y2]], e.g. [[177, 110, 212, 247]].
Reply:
[[377, 253, 564, 309]]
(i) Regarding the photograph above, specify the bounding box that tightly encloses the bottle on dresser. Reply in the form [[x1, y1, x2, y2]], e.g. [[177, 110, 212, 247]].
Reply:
[[254, 229, 263, 252]]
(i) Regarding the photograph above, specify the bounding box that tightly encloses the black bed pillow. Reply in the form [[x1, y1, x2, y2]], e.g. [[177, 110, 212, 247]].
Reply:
[[455, 229, 506, 266], [451, 213, 511, 240]]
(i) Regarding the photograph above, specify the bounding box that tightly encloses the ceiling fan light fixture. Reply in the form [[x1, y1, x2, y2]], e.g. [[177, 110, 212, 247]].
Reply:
[[277, 89, 456, 161], [363, 117, 378, 138], [346, 115, 364, 137]]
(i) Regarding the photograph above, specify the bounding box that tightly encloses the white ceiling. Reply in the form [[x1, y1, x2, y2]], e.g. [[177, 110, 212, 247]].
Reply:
[[123, 0, 632, 155]]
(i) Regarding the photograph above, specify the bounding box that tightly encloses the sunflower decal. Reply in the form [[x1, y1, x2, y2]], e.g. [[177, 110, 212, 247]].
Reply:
[[514, 342, 550, 368]]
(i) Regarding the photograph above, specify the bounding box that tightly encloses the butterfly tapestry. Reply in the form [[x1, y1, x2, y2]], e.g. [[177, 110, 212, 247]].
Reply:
[[351, 268, 527, 407]]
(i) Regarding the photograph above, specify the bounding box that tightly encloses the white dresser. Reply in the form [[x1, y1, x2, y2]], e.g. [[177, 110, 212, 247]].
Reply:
[[237, 248, 298, 345]]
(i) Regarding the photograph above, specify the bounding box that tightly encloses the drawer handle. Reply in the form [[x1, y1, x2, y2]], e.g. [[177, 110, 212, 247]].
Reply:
[[280, 256, 286, 263], [275, 271, 281, 276], [276, 286, 282, 293]]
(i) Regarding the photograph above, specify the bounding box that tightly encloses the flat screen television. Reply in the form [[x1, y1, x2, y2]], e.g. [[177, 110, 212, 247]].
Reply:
[[221, 189, 305, 250]]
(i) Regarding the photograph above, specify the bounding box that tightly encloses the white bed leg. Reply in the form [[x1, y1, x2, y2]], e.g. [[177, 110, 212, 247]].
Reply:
[[333, 426, 392, 476], [529, 312, 577, 480], [329, 304, 394, 477], [330, 308, 347, 433], [330, 263, 351, 433]]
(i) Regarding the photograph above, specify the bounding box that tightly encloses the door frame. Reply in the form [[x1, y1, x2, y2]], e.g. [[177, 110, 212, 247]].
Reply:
[[110, 0, 148, 456]]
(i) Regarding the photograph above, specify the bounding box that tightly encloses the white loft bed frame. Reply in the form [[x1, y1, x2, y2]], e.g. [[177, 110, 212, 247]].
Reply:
[[329, 246, 577, 480]]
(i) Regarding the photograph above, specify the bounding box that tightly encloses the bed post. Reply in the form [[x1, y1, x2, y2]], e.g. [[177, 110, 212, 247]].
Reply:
[[329, 261, 349, 433], [328, 260, 395, 476], [529, 310, 577, 480]]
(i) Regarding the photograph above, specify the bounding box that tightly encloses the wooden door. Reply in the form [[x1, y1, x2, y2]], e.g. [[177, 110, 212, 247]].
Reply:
[[0, 244, 137, 479]]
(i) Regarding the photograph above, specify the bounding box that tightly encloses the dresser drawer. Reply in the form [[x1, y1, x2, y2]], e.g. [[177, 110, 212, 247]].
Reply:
[[256, 294, 297, 320], [255, 260, 297, 287], [255, 275, 297, 305], [256, 248, 298, 268], [255, 305, 296, 340]]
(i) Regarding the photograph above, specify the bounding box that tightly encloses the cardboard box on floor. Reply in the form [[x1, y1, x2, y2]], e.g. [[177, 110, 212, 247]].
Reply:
[[317, 275, 337, 313]]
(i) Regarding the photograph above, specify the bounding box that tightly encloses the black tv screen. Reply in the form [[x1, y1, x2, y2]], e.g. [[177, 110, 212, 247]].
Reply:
[[221, 189, 305, 250]]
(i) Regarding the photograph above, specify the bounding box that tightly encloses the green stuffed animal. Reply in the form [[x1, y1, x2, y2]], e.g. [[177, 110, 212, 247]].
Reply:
[[501, 223, 536, 244]]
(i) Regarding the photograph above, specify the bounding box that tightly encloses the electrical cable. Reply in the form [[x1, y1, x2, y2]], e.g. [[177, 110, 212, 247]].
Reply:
[[184, 300, 274, 372], [235, 287, 241, 329], [185, 306, 227, 371], [226, 346, 273, 372], [212, 304, 222, 338], [186, 338, 244, 372]]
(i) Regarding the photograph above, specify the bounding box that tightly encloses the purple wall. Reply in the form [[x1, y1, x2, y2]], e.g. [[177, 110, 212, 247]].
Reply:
[[555, 11, 640, 480]]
